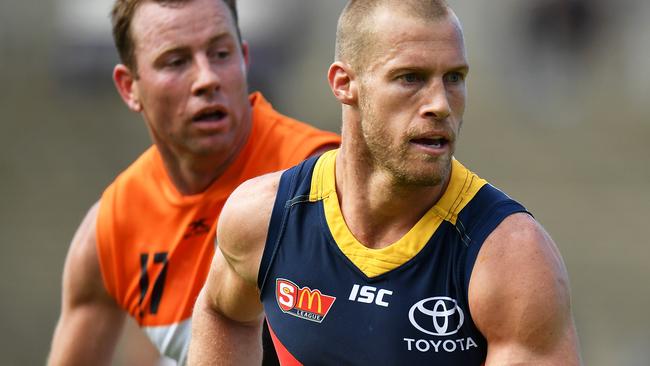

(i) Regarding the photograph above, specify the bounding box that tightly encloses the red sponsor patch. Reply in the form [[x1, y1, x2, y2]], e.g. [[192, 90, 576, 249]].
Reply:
[[276, 278, 336, 323]]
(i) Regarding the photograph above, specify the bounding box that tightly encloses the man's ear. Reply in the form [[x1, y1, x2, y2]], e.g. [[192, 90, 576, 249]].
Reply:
[[328, 61, 357, 106], [113, 64, 142, 112]]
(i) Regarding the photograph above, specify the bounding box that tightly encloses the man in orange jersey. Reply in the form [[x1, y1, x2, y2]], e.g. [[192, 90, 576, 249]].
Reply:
[[188, 1, 581, 365], [47, 0, 339, 365]]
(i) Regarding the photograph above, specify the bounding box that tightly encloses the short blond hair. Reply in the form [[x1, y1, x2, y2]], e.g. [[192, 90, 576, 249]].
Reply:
[[335, 0, 450, 71]]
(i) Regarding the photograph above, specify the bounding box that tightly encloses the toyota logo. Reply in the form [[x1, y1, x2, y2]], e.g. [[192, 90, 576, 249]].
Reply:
[[408, 297, 464, 336]]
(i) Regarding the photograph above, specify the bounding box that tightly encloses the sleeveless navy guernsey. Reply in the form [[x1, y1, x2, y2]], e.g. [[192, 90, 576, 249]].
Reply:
[[258, 150, 529, 365]]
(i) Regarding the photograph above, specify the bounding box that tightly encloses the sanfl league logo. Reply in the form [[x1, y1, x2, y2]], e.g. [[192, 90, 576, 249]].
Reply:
[[276, 278, 336, 323]]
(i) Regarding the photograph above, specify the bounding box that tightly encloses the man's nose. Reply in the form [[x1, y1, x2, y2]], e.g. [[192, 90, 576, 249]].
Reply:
[[191, 56, 221, 97], [420, 79, 451, 120]]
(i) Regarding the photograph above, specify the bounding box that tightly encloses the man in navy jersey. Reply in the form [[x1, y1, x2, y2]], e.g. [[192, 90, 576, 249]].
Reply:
[[188, 1, 582, 365]]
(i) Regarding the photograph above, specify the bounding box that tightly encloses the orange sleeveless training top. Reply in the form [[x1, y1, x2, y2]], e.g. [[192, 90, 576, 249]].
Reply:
[[96, 93, 339, 363]]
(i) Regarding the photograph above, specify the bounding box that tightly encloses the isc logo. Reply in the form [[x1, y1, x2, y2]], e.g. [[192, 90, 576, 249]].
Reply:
[[348, 284, 393, 307]]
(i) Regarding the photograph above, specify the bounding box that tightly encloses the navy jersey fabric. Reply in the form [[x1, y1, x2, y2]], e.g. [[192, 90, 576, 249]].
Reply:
[[258, 151, 529, 365]]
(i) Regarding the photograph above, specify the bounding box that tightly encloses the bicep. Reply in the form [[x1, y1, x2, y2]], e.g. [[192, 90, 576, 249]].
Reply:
[[201, 246, 264, 324], [202, 172, 282, 321], [469, 213, 581, 365], [49, 202, 125, 366]]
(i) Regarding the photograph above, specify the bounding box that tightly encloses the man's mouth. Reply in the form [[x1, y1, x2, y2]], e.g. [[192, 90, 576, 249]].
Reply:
[[411, 137, 448, 149], [192, 109, 227, 123]]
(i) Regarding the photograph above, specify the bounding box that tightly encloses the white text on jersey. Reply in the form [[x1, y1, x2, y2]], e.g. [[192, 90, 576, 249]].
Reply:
[[348, 284, 393, 307]]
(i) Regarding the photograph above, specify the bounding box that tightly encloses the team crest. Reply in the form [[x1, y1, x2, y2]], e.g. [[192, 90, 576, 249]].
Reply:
[[276, 278, 336, 323]]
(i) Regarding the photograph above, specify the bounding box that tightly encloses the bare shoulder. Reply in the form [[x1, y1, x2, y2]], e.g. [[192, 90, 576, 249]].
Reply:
[[469, 213, 568, 305], [64, 201, 111, 304], [471, 213, 565, 277], [469, 213, 581, 364], [216, 170, 284, 284]]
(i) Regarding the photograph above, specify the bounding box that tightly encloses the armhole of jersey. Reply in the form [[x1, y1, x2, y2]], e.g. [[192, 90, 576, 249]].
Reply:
[[257, 156, 321, 292], [463, 191, 531, 297], [257, 164, 302, 292]]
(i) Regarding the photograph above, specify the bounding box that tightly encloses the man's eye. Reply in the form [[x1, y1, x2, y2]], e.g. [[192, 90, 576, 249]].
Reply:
[[166, 57, 187, 68], [209, 49, 231, 61], [444, 72, 464, 83], [399, 73, 424, 83]]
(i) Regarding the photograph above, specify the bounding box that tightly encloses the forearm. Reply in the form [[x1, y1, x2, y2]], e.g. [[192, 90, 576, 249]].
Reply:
[[188, 292, 263, 366]]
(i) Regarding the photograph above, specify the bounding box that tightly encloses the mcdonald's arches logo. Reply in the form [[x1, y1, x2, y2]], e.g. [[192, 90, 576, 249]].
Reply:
[[276, 278, 336, 323]]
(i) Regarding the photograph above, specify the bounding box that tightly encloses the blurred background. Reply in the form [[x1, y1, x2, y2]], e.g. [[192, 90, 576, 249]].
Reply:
[[1, 0, 648, 365]]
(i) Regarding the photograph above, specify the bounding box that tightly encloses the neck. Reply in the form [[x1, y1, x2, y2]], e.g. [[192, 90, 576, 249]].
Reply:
[[160, 149, 241, 196], [335, 143, 450, 250], [156, 129, 250, 196]]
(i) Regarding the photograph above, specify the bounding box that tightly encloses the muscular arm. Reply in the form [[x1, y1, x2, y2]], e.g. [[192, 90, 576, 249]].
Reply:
[[469, 213, 582, 365], [188, 172, 281, 366], [48, 202, 126, 366]]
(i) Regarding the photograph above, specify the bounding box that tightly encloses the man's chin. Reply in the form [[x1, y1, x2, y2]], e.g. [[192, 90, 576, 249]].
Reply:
[[186, 140, 229, 157], [396, 173, 445, 187], [392, 161, 451, 187]]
